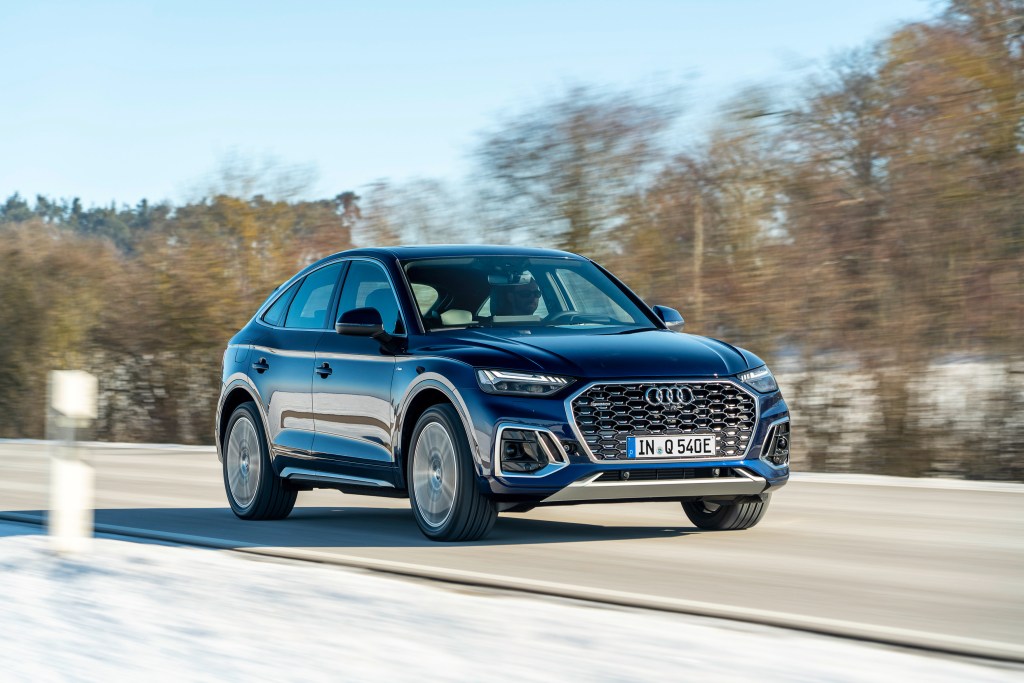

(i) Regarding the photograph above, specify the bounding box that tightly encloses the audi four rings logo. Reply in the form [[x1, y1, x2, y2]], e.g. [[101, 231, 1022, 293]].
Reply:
[[645, 386, 693, 406]]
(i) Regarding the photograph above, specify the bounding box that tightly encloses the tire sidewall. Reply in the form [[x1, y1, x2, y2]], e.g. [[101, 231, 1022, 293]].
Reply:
[[223, 402, 270, 518], [408, 405, 475, 539]]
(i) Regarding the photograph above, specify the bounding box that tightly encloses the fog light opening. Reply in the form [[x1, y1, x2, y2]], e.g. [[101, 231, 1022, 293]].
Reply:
[[762, 421, 790, 469], [499, 429, 567, 474]]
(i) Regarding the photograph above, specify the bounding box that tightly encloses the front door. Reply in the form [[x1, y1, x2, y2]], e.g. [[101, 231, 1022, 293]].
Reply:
[[312, 259, 403, 467]]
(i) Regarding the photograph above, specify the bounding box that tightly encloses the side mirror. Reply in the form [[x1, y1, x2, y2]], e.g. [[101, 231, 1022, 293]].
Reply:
[[336, 307, 401, 353], [652, 305, 685, 331], [336, 307, 385, 336]]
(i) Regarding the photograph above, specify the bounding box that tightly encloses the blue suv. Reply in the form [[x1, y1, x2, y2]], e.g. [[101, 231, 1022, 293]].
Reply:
[[216, 246, 790, 541]]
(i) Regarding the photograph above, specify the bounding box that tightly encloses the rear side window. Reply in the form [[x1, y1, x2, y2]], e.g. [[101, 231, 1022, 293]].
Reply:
[[284, 262, 344, 329], [261, 281, 300, 326]]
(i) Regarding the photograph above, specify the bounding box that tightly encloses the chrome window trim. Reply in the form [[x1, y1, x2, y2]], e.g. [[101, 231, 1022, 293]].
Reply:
[[493, 422, 570, 479], [259, 278, 302, 327], [563, 379, 762, 464], [255, 278, 304, 323], [254, 256, 410, 337], [254, 258, 346, 331], [760, 417, 791, 470]]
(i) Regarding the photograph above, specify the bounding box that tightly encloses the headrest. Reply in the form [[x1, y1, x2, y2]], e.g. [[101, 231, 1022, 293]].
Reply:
[[440, 309, 472, 326]]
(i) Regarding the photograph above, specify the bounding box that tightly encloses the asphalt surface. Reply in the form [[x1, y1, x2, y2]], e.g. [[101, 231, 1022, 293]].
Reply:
[[2, 441, 1023, 661]]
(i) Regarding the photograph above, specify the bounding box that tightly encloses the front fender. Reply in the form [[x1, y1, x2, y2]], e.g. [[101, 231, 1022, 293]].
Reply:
[[393, 359, 489, 477]]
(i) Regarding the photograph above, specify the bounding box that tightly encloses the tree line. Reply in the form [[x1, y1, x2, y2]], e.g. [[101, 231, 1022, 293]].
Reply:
[[1, 0, 1021, 478]]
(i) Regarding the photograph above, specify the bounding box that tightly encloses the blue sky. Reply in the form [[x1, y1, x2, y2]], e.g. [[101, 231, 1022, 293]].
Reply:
[[1, 0, 935, 206]]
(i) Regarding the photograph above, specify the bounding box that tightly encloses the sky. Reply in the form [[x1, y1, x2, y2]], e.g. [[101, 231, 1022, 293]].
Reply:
[[1, 0, 936, 207]]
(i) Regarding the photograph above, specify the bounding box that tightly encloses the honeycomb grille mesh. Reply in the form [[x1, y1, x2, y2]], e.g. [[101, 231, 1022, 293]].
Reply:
[[570, 382, 757, 460]]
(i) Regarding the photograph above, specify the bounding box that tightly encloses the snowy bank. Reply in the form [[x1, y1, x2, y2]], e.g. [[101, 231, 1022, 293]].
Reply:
[[0, 523, 1017, 682]]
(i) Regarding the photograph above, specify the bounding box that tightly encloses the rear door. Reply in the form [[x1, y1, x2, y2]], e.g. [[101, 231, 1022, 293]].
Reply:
[[250, 261, 345, 460], [312, 259, 403, 467]]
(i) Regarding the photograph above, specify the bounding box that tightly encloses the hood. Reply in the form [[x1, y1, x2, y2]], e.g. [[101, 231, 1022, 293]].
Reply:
[[411, 328, 754, 379]]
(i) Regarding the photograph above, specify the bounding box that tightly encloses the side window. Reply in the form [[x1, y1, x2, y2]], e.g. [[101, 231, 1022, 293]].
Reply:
[[557, 269, 629, 321], [337, 261, 403, 335], [284, 262, 344, 329], [261, 281, 300, 326]]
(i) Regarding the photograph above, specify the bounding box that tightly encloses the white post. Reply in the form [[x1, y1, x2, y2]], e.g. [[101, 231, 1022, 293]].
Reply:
[[47, 370, 98, 554]]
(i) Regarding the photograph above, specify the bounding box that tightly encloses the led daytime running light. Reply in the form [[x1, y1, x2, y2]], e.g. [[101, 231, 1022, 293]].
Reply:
[[739, 367, 770, 382], [738, 365, 778, 393], [476, 369, 572, 396]]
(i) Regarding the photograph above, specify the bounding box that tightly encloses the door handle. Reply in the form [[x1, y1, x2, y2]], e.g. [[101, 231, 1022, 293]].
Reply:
[[252, 358, 269, 374], [316, 362, 333, 378]]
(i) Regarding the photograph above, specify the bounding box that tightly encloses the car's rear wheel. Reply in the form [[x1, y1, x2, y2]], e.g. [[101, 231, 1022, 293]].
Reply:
[[223, 401, 296, 520], [681, 494, 771, 531], [409, 404, 497, 541]]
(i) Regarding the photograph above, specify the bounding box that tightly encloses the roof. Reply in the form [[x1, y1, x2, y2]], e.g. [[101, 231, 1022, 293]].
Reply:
[[336, 244, 583, 260], [297, 244, 586, 279]]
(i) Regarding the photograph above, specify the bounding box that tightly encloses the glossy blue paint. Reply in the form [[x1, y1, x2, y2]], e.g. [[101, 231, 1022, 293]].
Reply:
[[218, 245, 789, 512]]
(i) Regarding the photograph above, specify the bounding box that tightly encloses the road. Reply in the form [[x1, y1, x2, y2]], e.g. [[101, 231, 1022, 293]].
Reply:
[[2, 441, 1023, 661]]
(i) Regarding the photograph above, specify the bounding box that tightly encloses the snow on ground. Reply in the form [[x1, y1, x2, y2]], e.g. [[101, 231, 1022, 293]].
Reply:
[[0, 523, 1018, 683]]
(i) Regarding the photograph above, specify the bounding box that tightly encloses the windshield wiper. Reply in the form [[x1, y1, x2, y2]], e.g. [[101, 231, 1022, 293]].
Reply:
[[601, 327, 655, 335]]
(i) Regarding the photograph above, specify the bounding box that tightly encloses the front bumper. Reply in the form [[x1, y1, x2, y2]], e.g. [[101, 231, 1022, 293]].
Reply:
[[468, 380, 790, 505], [485, 458, 786, 506]]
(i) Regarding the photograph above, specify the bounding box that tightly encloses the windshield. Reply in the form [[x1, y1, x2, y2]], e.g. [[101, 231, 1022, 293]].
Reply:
[[401, 256, 657, 333]]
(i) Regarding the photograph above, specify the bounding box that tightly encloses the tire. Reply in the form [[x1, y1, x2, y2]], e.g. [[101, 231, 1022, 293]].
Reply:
[[408, 404, 497, 542], [222, 401, 297, 520], [681, 494, 771, 531]]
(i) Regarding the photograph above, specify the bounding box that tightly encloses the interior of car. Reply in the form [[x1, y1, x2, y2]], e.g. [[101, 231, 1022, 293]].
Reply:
[[404, 262, 550, 329]]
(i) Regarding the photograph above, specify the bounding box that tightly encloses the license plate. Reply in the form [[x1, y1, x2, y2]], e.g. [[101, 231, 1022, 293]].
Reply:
[[627, 434, 717, 459]]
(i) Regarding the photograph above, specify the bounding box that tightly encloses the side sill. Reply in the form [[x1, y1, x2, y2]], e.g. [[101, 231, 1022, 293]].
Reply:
[[279, 467, 395, 489]]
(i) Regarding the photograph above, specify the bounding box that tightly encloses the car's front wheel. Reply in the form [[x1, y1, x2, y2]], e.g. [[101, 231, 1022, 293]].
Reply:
[[223, 401, 296, 520], [409, 404, 497, 541], [681, 494, 771, 531]]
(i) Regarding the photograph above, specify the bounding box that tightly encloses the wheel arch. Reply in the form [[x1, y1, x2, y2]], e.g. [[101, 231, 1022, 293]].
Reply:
[[396, 375, 479, 489], [217, 383, 263, 462], [398, 387, 451, 489]]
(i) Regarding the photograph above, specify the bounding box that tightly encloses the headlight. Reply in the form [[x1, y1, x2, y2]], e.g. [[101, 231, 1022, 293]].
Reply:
[[476, 369, 573, 397], [738, 365, 778, 393]]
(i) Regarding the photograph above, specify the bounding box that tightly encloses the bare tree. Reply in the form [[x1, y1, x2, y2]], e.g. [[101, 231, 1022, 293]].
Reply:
[[475, 84, 678, 256]]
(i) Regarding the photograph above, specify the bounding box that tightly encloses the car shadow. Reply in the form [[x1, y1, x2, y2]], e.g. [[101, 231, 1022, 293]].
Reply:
[[1, 506, 698, 548]]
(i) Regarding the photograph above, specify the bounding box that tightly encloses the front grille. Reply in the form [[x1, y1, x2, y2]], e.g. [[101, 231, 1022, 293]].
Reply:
[[570, 381, 758, 460]]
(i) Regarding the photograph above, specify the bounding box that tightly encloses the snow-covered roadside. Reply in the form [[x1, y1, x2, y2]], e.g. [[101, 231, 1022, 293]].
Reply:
[[0, 523, 1017, 683]]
